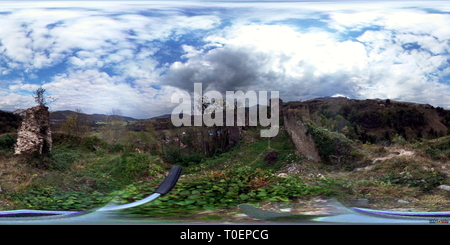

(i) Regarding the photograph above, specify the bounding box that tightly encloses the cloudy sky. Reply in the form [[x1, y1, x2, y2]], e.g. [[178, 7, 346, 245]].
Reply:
[[1, 1, 450, 118]]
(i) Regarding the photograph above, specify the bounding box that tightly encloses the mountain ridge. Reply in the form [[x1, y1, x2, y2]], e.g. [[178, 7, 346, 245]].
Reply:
[[49, 110, 137, 122], [4, 97, 450, 142]]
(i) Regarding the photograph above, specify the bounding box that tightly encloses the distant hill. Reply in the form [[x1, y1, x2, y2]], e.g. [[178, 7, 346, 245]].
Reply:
[[49, 110, 137, 122], [0, 110, 22, 134], [150, 114, 171, 119], [7, 97, 450, 142], [12, 109, 26, 117]]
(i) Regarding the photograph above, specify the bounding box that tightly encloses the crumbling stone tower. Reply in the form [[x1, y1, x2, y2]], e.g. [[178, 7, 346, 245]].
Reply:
[[14, 104, 52, 155]]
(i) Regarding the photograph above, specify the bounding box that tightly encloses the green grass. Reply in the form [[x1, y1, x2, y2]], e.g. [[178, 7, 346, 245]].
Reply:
[[371, 156, 445, 191], [5, 122, 450, 216], [108, 166, 340, 217], [2, 125, 346, 215], [413, 136, 450, 161]]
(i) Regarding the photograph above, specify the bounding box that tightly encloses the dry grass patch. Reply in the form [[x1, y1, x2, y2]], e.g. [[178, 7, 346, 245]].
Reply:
[[415, 194, 450, 210], [0, 157, 45, 192], [353, 179, 421, 198]]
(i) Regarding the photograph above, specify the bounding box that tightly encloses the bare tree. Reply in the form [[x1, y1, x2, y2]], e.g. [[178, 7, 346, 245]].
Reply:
[[33, 87, 57, 106], [107, 108, 123, 122], [100, 108, 126, 144]]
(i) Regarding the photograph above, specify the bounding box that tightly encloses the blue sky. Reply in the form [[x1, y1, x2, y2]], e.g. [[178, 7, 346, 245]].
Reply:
[[1, 1, 450, 118]]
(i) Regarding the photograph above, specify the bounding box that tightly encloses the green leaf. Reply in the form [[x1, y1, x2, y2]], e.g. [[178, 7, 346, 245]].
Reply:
[[239, 194, 250, 201], [188, 195, 200, 200], [256, 191, 267, 197], [175, 200, 196, 206], [180, 190, 190, 195]]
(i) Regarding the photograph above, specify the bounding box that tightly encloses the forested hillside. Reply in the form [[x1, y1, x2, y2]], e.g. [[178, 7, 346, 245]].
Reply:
[[299, 97, 450, 145], [0, 110, 21, 134]]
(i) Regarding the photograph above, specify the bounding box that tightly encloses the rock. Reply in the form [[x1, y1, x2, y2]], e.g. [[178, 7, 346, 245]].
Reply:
[[264, 150, 279, 164], [355, 165, 374, 171], [397, 199, 410, 204], [277, 173, 288, 178], [277, 162, 321, 176], [438, 185, 450, 191], [14, 104, 52, 155]]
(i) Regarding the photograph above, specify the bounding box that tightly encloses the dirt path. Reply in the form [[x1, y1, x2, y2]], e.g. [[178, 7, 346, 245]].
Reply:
[[245, 139, 273, 167], [371, 149, 414, 164], [353, 148, 415, 172]]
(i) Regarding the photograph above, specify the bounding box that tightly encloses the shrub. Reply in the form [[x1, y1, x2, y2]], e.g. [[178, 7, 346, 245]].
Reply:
[[105, 143, 124, 153], [80, 136, 107, 152], [305, 121, 362, 166], [17, 151, 59, 170], [11, 186, 109, 211], [118, 153, 153, 179], [424, 147, 444, 160], [98, 152, 163, 183], [52, 133, 82, 149], [180, 152, 204, 167], [0, 134, 16, 150], [416, 136, 450, 160], [163, 148, 183, 165], [374, 157, 445, 191], [50, 149, 81, 171]]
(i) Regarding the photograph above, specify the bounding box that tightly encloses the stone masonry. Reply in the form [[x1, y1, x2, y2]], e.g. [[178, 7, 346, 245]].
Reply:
[[282, 102, 321, 162], [14, 104, 52, 155]]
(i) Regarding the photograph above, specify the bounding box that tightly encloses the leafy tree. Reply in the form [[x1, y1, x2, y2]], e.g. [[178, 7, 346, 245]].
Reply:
[[334, 114, 347, 132], [61, 108, 91, 136]]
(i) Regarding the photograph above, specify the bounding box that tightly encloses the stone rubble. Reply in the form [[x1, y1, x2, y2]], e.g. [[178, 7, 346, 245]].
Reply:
[[438, 185, 450, 191]]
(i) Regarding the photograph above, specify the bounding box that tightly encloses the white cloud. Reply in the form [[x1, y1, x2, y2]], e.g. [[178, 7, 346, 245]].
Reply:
[[160, 5, 450, 110], [181, 45, 202, 59], [1, 2, 450, 117], [8, 80, 39, 92], [164, 23, 370, 101]]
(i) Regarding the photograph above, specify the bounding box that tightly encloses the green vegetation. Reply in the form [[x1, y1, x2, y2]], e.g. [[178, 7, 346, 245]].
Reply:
[[305, 120, 362, 167], [110, 166, 338, 217], [60, 109, 91, 137], [0, 111, 21, 134], [0, 118, 348, 215], [414, 136, 450, 161], [372, 157, 445, 191], [3, 97, 450, 219], [0, 134, 16, 150], [305, 98, 448, 144]]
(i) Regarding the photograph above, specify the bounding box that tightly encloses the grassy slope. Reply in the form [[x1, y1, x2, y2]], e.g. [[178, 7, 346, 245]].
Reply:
[[2, 126, 450, 220]]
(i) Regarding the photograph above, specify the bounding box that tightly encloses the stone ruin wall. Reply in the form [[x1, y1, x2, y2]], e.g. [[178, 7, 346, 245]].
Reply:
[[282, 102, 321, 162], [14, 104, 52, 155]]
